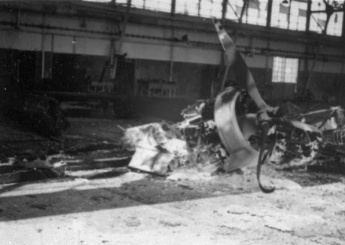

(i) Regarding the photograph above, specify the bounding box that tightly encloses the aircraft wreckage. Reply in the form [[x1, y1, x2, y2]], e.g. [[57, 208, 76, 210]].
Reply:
[[124, 18, 345, 193]]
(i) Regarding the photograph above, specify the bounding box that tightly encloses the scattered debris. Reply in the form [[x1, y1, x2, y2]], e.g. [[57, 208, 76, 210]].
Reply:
[[177, 184, 193, 190], [121, 18, 345, 193], [264, 224, 294, 234], [2, 93, 70, 137], [159, 220, 183, 227], [123, 122, 189, 175], [2, 19, 345, 193]]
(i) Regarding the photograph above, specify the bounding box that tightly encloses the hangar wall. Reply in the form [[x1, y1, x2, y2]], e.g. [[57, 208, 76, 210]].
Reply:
[[0, 3, 345, 102]]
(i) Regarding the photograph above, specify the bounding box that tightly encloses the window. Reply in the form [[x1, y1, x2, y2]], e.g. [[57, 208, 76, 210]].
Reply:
[[114, 0, 171, 12], [310, 0, 343, 36], [226, 0, 268, 26], [271, 0, 308, 31], [82, 0, 112, 2], [272, 57, 298, 84], [132, 0, 171, 12], [288, 1, 308, 31], [175, 0, 198, 16], [175, 0, 222, 18], [112, 0, 344, 37], [111, 0, 126, 3]]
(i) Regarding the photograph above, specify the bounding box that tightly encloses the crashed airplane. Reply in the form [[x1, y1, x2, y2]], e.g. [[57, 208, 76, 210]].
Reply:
[[123, 18, 345, 193]]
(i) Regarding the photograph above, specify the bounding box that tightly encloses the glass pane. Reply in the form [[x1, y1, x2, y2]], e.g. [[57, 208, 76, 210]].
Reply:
[[310, 0, 327, 34], [225, 0, 244, 21], [112, 0, 127, 4], [271, 0, 308, 31], [310, 0, 343, 36], [175, 0, 199, 16], [199, 0, 223, 19], [326, 11, 343, 36], [272, 57, 285, 82], [289, 1, 307, 31], [271, 1, 290, 29], [82, 0, 112, 2], [242, 0, 267, 26], [272, 57, 298, 84], [132, 0, 145, 8], [139, 0, 171, 12], [176, 0, 222, 18], [226, 0, 267, 26]]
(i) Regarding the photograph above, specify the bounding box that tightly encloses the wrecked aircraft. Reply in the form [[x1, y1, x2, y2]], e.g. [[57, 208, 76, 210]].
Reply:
[[3, 19, 344, 191], [124, 18, 345, 193]]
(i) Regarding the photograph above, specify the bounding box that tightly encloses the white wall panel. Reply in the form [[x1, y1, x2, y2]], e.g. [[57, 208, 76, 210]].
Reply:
[[74, 37, 110, 55], [122, 41, 171, 60], [245, 54, 267, 68], [41, 34, 52, 51], [53, 35, 74, 53], [122, 39, 221, 64], [235, 36, 250, 47], [173, 46, 221, 64], [254, 38, 269, 49]]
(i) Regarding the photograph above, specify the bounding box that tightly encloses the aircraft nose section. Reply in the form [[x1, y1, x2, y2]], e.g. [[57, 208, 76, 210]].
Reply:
[[214, 87, 259, 172]]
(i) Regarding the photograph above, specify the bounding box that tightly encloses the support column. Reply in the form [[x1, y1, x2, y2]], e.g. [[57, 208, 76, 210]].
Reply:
[[169, 0, 176, 82], [266, 0, 272, 28], [342, 1, 345, 39], [306, 0, 311, 32]]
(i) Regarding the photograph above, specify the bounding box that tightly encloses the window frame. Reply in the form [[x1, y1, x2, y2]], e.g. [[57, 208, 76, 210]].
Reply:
[[272, 56, 299, 84]]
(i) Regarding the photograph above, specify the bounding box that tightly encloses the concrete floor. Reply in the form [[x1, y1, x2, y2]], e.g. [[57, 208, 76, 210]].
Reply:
[[1, 170, 345, 245]]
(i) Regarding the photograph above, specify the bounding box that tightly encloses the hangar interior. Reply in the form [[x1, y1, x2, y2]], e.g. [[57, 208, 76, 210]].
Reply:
[[1, 1, 345, 244], [1, 0, 345, 105]]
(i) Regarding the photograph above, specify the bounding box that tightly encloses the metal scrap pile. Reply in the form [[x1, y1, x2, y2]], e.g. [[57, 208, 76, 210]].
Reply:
[[178, 96, 345, 175], [2, 93, 70, 137], [122, 122, 190, 175], [268, 105, 345, 172], [122, 18, 345, 193], [178, 99, 228, 170], [122, 91, 345, 192]]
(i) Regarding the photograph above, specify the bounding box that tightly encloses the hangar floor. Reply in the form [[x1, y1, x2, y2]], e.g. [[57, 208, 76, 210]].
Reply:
[[0, 169, 344, 245], [0, 116, 345, 244]]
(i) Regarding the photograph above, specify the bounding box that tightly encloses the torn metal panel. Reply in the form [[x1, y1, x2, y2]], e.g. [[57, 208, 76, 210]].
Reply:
[[128, 147, 174, 175], [301, 106, 345, 130], [214, 87, 259, 172], [123, 122, 189, 175]]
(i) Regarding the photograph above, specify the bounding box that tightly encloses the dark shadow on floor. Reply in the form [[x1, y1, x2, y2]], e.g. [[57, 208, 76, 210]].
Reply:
[[0, 171, 238, 222], [0, 182, 28, 195], [1, 167, 343, 222]]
